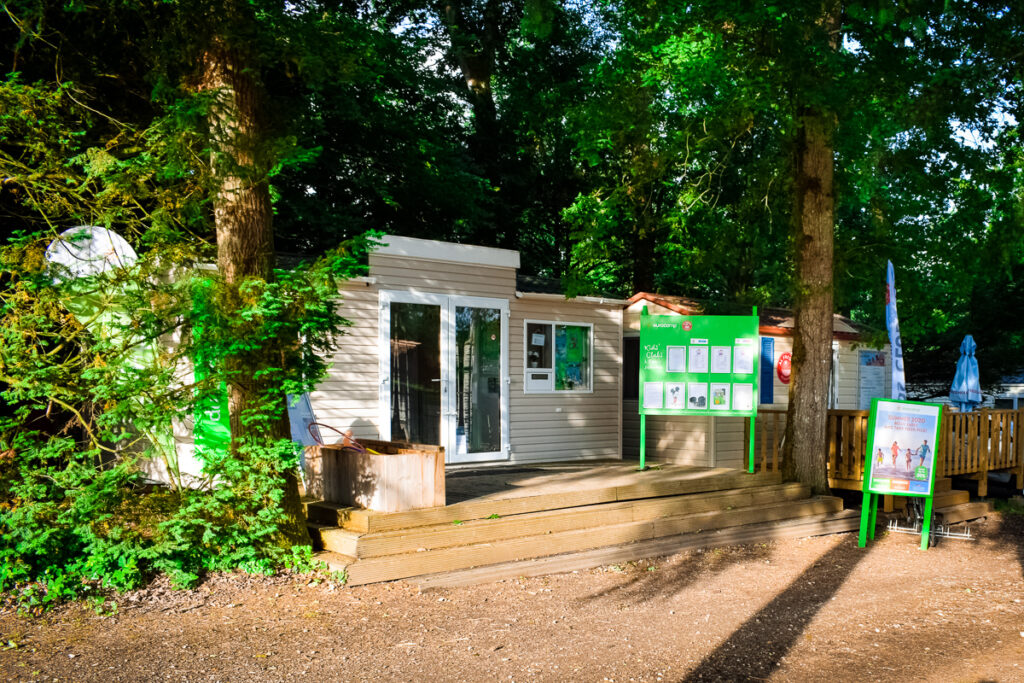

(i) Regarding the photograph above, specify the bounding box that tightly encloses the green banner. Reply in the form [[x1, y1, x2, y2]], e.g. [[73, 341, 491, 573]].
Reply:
[[639, 310, 760, 418]]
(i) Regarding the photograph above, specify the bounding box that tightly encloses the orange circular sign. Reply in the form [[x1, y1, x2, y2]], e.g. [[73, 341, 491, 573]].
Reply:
[[777, 352, 792, 384]]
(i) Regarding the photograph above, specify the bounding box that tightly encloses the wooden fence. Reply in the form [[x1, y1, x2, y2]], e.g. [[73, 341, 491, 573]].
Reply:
[[749, 407, 1024, 496]]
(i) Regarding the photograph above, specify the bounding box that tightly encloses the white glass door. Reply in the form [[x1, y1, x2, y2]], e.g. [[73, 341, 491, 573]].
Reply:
[[380, 292, 509, 464]]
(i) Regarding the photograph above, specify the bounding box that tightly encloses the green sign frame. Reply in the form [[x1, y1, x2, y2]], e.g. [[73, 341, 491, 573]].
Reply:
[[858, 398, 943, 550], [637, 307, 760, 470]]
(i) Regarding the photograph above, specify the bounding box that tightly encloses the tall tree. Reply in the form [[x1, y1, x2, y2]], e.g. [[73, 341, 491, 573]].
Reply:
[[784, 2, 840, 493], [567, 1, 1017, 489], [199, 8, 308, 546]]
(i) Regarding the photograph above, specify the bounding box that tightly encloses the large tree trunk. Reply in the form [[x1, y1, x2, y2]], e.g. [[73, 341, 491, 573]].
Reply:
[[202, 38, 309, 550], [782, 3, 840, 495]]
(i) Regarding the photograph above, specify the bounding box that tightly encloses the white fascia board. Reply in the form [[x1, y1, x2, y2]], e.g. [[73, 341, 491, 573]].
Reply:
[[514, 291, 629, 306], [375, 234, 520, 269]]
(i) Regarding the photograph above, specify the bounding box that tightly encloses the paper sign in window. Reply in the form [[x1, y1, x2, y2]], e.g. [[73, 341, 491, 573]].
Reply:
[[667, 346, 686, 372], [643, 382, 664, 409]]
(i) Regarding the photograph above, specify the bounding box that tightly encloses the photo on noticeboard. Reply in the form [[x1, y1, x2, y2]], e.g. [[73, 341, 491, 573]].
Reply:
[[687, 382, 708, 409], [666, 382, 686, 409], [710, 382, 731, 410]]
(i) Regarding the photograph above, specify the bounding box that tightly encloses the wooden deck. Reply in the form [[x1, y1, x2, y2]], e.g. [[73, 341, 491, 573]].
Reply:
[[753, 408, 1013, 519], [305, 462, 853, 586]]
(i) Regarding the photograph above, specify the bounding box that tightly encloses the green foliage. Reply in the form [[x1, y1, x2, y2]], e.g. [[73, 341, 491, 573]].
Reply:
[[0, 71, 371, 610]]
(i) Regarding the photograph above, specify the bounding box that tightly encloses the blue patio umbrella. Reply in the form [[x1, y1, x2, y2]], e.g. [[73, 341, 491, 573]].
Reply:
[[949, 334, 982, 411]]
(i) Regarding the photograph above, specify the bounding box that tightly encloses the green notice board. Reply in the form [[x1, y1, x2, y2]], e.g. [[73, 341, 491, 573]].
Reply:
[[639, 311, 760, 418]]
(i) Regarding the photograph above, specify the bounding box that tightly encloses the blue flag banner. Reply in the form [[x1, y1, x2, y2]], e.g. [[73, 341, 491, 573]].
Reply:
[[760, 337, 774, 405], [886, 261, 906, 400]]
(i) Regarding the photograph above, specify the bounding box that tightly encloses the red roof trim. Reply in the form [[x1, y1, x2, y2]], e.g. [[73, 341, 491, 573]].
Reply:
[[628, 292, 871, 342]]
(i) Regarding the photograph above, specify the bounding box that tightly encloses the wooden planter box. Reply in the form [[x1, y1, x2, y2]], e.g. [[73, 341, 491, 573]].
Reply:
[[304, 439, 445, 513]]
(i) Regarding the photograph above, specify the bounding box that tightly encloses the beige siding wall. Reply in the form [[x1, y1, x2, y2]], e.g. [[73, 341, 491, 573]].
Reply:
[[622, 400, 712, 466], [309, 279, 383, 441], [370, 254, 516, 298], [509, 297, 622, 463], [310, 251, 623, 464]]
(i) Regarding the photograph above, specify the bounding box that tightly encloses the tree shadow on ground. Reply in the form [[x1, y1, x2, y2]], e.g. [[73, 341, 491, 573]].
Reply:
[[577, 543, 774, 606], [680, 537, 868, 682], [993, 509, 1024, 578]]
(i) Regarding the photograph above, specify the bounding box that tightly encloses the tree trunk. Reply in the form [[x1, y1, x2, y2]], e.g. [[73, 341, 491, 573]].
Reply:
[[440, 0, 515, 245], [202, 38, 309, 550], [782, 3, 840, 495], [441, 0, 501, 152]]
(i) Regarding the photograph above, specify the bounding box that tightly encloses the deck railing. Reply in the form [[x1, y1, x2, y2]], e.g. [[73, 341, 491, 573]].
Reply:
[[749, 406, 1024, 496]]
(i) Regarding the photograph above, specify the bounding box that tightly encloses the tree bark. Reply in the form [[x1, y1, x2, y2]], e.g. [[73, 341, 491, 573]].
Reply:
[[201, 38, 309, 550], [782, 3, 840, 495]]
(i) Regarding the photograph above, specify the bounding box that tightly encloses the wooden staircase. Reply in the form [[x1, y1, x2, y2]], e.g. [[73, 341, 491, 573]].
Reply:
[[304, 468, 855, 586]]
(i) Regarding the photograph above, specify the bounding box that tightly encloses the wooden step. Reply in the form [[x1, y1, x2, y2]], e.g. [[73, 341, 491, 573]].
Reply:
[[343, 496, 844, 585], [338, 483, 812, 559], [934, 501, 992, 525], [341, 469, 783, 533], [932, 489, 970, 508], [312, 551, 355, 575], [933, 477, 953, 493], [412, 510, 862, 590], [311, 526, 361, 557], [305, 501, 360, 528], [306, 522, 331, 550]]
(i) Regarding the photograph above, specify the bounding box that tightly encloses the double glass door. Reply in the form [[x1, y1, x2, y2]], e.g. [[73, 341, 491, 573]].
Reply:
[[380, 291, 509, 464]]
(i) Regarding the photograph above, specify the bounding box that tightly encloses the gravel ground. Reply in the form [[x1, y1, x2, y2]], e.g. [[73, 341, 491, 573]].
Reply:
[[1, 513, 1023, 682]]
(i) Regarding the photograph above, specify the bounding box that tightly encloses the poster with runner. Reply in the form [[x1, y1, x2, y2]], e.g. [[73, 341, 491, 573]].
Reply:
[[864, 399, 941, 496]]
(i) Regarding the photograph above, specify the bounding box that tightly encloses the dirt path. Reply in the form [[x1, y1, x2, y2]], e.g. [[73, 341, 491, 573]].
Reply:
[[2, 513, 1023, 682]]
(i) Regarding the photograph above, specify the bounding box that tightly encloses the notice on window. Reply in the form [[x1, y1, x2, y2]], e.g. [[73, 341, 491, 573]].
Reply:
[[643, 382, 664, 409], [667, 346, 686, 373], [531, 332, 546, 346], [687, 383, 708, 410], [710, 383, 731, 410], [688, 346, 709, 374], [711, 346, 732, 374], [859, 350, 887, 410], [733, 345, 755, 375], [733, 383, 754, 412], [666, 382, 685, 409]]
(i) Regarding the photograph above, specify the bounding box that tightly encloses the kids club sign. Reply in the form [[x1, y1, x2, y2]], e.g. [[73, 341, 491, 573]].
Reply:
[[858, 398, 943, 550]]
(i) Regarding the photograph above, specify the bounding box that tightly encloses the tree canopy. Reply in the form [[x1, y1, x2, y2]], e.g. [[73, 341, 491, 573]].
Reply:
[[2, 0, 1022, 603]]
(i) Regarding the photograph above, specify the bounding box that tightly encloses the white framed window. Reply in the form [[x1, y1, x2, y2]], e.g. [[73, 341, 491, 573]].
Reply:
[[523, 320, 593, 393]]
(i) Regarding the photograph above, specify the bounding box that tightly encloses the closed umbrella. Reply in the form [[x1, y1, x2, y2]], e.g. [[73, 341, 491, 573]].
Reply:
[[949, 334, 982, 411]]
